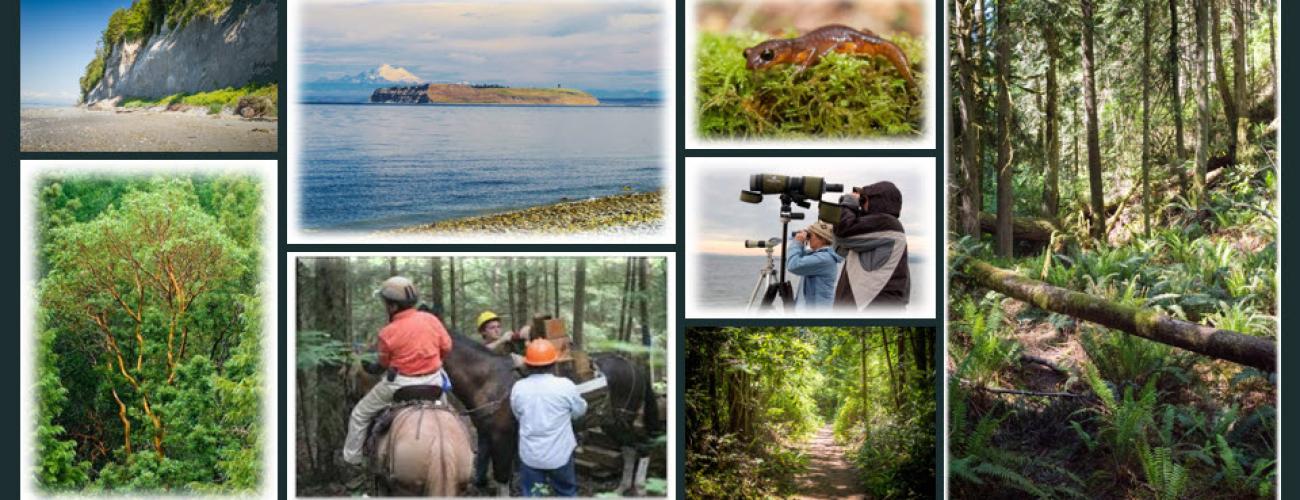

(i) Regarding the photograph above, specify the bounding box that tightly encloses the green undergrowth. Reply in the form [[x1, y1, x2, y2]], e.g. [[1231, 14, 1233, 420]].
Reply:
[[947, 162, 1277, 497], [696, 30, 924, 139], [121, 83, 279, 116]]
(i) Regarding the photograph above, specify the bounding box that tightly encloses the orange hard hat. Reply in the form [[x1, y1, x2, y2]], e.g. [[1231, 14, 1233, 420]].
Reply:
[[524, 339, 559, 366]]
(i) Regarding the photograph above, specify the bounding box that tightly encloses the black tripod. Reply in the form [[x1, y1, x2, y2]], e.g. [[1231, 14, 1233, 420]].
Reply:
[[754, 194, 808, 312]]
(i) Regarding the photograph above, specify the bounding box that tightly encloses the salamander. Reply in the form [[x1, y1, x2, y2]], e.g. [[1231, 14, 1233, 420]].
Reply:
[[742, 24, 916, 88]]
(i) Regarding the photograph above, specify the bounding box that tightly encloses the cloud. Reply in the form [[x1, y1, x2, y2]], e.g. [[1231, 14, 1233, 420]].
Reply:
[[300, 0, 663, 91]]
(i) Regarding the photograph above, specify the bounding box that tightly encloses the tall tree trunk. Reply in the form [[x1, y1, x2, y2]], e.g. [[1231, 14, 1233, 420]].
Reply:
[[1231, 0, 1248, 150], [1043, 21, 1061, 219], [860, 332, 868, 436], [308, 257, 351, 479], [882, 332, 901, 411], [430, 257, 444, 314], [994, 0, 1015, 257], [638, 257, 650, 348], [1194, 0, 1212, 206], [955, 0, 982, 236], [1082, 0, 1107, 240], [553, 258, 561, 317], [449, 257, 458, 332], [388, 256, 397, 277], [618, 258, 632, 341], [1169, 0, 1187, 162], [1211, 0, 1239, 160], [507, 259, 516, 330], [517, 260, 529, 328], [1143, 0, 1153, 236], [572, 258, 586, 349], [1268, 0, 1277, 101]]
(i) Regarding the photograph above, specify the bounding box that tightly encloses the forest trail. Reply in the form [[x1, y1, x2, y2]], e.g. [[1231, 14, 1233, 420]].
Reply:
[[794, 425, 866, 500]]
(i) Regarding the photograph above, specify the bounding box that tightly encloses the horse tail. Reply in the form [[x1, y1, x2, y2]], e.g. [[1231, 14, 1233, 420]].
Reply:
[[423, 409, 474, 496]]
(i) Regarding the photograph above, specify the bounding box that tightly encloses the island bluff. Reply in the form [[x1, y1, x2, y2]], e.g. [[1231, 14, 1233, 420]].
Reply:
[[371, 82, 600, 106]]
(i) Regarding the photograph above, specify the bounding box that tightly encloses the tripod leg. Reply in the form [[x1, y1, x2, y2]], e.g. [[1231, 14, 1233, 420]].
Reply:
[[760, 282, 780, 308], [747, 272, 768, 310], [778, 282, 795, 311]]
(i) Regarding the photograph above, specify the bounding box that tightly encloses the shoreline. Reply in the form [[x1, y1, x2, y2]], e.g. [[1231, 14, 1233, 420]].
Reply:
[[20, 106, 277, 152], [377, 191, 663, 236]]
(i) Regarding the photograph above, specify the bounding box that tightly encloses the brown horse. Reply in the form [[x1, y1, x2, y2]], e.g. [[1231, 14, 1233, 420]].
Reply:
[[371, 403, 474, 496]]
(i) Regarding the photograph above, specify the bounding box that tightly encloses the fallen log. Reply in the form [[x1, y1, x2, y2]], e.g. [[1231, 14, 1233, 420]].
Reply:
[[961, 258, 1276, 372], [978, 212, 1059, 243]]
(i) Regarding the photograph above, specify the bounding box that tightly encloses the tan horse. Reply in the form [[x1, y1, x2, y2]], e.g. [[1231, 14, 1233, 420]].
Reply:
[[372, 404, 474, 496]]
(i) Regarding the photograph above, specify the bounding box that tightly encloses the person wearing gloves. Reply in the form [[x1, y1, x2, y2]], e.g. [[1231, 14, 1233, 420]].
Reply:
[[833, 181, 911, 309], [787, 220, 844, 311]]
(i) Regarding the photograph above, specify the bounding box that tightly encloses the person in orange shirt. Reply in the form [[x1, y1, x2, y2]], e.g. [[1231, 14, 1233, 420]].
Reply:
[[342, 276, 454, 466]]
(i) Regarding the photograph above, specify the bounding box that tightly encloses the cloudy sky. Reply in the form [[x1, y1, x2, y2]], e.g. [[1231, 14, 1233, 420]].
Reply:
[[689, 159, 935, 260], [300, 0, 664, 92]]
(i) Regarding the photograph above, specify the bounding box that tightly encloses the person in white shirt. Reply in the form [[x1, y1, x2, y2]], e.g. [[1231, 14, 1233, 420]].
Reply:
[[510, 339, 588, 497]]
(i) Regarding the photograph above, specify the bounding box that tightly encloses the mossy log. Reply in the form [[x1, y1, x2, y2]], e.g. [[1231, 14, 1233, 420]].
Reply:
[[978, 212, 1059, 242], [962, 258, 1276, 372]]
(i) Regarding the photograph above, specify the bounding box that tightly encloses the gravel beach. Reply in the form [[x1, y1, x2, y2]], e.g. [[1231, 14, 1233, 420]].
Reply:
[[20, 107, 277, 152], [381, 191, 664, 237]]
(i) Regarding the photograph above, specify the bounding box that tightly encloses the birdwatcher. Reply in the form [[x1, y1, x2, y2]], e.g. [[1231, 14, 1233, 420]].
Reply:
[[341, 276, 453, 467], [833, 181, 911, 309], [787, 220, 844, 311], [511, 339, 588, 497]]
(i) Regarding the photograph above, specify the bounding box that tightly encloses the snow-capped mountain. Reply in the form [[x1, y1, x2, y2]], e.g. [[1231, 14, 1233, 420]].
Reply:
[[303, 64, 426, 102], [329, 64, 424, 84]]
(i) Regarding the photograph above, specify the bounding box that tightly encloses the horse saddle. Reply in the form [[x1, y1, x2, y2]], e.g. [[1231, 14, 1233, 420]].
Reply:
[[364, 385, 445, 460]]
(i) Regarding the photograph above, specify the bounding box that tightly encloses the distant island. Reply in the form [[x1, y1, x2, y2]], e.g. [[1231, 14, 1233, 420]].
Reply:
[[371, 83, 600, 105]]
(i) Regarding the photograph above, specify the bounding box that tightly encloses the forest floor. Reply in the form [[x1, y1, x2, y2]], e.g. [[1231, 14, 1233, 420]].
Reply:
[[20, 106, 277, 152], [793, 425, 867, 500]]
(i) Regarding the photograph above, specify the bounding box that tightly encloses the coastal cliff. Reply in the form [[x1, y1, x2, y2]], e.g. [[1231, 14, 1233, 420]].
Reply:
[[371, 84, 600, 105], [82, 0, 277, 104]]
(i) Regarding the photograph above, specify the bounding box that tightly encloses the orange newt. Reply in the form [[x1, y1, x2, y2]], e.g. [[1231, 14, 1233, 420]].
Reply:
[[742, 24, 916, 88]]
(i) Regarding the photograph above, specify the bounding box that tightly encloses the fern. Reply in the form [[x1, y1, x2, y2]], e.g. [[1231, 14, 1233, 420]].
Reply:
[[1139, 444, 1188, 500]]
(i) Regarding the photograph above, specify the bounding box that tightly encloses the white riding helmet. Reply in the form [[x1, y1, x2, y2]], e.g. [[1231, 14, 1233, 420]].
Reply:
[[377, 276, 419, 305]]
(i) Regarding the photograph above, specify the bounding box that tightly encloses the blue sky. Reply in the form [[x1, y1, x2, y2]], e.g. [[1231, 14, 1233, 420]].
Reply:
[[301, 0, 664, 92], [22, 0, 130, 106]]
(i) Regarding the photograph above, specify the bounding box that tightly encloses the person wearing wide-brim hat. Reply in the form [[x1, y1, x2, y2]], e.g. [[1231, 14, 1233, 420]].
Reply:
[[510, 339, 588, 496], [788, 220, 844, 311]]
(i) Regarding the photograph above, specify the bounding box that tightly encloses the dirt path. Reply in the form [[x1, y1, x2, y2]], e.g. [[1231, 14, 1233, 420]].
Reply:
[[21, 107, 277, 152], [793, 425, 866, 500]]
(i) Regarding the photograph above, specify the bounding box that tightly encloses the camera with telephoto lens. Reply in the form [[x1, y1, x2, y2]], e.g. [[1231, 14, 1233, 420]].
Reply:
[[744, 237, 781, 248]]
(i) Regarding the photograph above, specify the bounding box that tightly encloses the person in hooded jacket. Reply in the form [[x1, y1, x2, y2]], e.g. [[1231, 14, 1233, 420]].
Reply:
[[833, 181, 911, 308]]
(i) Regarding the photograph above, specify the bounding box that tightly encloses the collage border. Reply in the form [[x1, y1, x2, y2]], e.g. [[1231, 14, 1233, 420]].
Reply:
[[6, 0, 1295, 498]]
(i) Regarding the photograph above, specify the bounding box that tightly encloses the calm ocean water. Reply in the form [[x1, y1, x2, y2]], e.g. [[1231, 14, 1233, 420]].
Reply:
[[696, 252, 926, 309], [298, 103, 662, 230]]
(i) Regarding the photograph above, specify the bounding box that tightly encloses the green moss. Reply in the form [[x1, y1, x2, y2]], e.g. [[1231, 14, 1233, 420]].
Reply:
[[696, 30, 924, 139], [120, 83, 278, 116]]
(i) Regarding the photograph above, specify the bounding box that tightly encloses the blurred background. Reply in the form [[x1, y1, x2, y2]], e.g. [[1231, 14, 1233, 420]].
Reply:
[[695, 0, 923, 37]]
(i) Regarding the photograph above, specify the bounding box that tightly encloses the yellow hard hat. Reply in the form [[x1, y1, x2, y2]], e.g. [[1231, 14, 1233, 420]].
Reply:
[[477, 311, 501, 330]]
